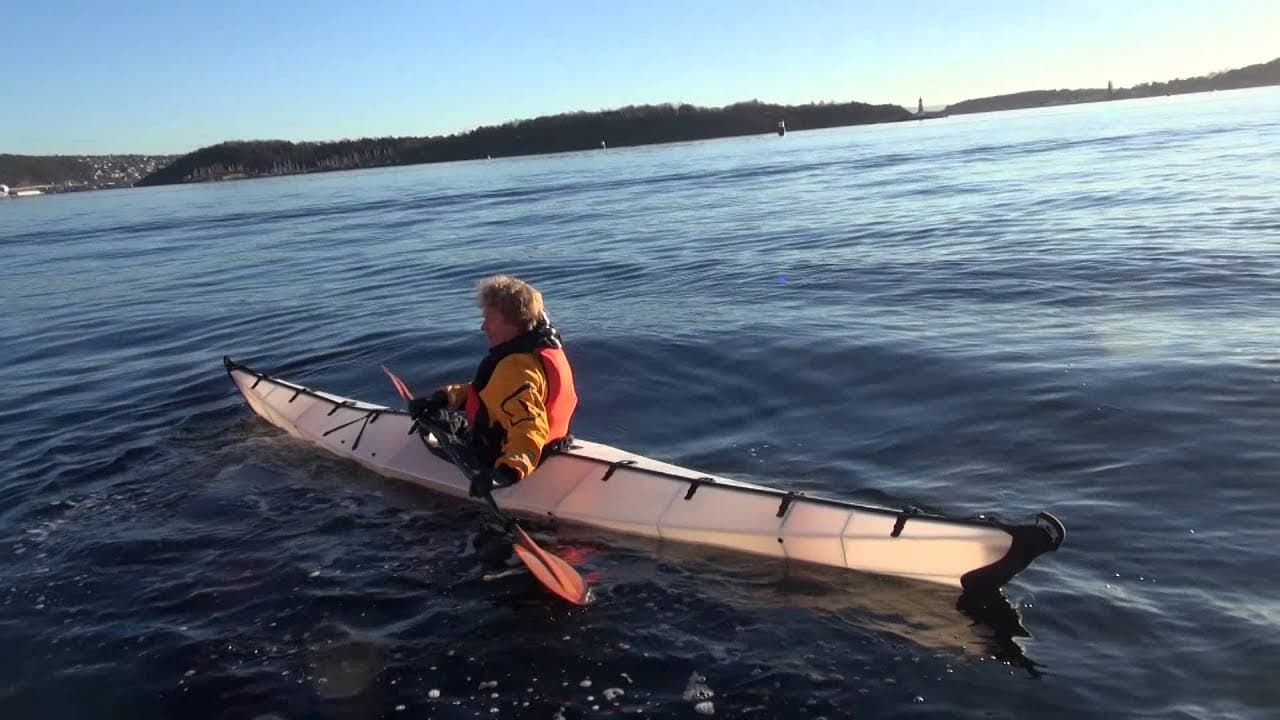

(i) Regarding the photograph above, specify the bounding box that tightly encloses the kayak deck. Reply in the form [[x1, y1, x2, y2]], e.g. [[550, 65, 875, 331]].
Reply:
[[224, 357, 1064, 592]]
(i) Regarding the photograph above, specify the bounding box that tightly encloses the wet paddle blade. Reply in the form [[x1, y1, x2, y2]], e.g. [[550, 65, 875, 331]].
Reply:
[[512, 544, 589, 606], [382, 366, 414, 401], [512, 525, 589, 606]]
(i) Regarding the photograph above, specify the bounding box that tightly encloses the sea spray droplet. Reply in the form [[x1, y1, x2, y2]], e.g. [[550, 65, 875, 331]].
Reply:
[[428, 689, 440, 699], [604, 688, 625, 701], [695, 701, 715, 715]]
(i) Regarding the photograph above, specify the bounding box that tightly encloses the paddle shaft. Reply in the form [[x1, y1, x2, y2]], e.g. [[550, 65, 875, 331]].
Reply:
[[383, 366, 511, 519], [418, 416, 509, 521], [381, 365, 587, 605], [418, 414, 587, 603]]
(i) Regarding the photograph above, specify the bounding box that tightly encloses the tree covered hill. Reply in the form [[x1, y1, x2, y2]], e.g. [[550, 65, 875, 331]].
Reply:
[[136, 100, 912, 186], [944, 56, 1280, 115], [14, 55, 1280, 191]]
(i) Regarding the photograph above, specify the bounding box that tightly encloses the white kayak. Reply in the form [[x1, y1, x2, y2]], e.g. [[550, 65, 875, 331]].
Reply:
[[225, 357, 1064, 592]]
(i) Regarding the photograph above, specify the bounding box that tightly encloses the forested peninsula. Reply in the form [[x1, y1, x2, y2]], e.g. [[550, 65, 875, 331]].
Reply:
[[944, 56, 1280, 115], [135, 100, 908, 186]]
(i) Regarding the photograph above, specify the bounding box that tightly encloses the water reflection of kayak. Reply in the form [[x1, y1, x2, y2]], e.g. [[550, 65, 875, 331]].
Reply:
[[225, 357, 1063, 593], [572, 534, 1041, 673]]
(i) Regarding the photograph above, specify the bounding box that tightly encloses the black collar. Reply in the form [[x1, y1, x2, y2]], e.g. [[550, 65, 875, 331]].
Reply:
[[471, 322, 563, 390]]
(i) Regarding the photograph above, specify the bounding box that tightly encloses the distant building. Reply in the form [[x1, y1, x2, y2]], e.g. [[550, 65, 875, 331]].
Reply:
[[0, 184, 8, 197], [918, 97, 923, 114]]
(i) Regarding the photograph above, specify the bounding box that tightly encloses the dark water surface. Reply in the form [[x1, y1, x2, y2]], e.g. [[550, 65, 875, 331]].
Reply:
[[3, 88, 1279, 719]]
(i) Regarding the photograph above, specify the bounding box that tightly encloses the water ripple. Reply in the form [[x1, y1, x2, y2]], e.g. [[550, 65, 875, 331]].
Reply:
[[2, 87, 1279, 720]]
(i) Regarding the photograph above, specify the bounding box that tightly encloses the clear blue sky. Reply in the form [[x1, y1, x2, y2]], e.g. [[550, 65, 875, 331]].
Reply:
[[4, 0, 1277, 155]]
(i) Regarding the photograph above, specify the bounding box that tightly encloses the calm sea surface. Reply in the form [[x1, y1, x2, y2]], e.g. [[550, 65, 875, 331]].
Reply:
[[3, 88, 1279, 719]]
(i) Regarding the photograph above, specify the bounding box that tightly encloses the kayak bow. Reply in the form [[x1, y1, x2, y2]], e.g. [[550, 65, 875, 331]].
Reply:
[[224, 357, 1064, 593]]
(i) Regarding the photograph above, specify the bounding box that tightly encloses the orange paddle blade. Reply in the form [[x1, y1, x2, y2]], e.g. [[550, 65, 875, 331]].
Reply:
[[512, 525, 589, 606], [381, 366, 414, 401]]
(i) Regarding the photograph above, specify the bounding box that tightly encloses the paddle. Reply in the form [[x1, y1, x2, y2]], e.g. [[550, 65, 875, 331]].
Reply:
[[381, 366, 589, 606]]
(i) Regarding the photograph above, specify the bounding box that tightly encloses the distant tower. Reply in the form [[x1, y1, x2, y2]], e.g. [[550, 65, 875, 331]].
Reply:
[[918, 97, 923, 114], [1108, 81, 1114, 99]]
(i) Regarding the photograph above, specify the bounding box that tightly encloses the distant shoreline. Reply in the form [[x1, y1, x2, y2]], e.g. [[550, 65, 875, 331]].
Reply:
[[4, 56, 1276, 194], [130, 99, 911, 188], [943, 57, 1280, 116]]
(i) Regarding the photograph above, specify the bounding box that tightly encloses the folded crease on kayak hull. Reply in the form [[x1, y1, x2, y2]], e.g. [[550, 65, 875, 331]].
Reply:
[[224, 357, 1064, 592]]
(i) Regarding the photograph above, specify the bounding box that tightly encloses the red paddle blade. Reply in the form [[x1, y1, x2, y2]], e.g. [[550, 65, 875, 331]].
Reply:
[[381, 365, 414, 401], [512, 544, 589, 606], [512, 525, 589, 606]]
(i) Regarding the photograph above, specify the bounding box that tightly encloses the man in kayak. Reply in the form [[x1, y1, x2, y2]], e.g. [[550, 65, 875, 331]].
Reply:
[[409, 275, 579, 499]]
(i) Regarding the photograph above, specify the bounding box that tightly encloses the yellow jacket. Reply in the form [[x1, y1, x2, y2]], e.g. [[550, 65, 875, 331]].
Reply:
[[441, 352, 550, 480]]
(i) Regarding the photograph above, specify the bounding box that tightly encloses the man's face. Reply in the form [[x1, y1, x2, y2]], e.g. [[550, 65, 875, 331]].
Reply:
[[481, 305, 520, 347]]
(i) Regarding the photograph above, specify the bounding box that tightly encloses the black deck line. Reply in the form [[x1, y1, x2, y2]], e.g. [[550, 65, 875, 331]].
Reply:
[[322, 411, 374, 437]]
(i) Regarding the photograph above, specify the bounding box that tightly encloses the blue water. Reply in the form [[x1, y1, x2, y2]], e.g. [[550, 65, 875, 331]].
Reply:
[[3, 87, 1279, 719]]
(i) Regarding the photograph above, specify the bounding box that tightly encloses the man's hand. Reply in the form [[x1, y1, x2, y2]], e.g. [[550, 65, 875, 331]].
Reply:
[[407, 390, 449, 419], [470, 465, 519, 498]]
